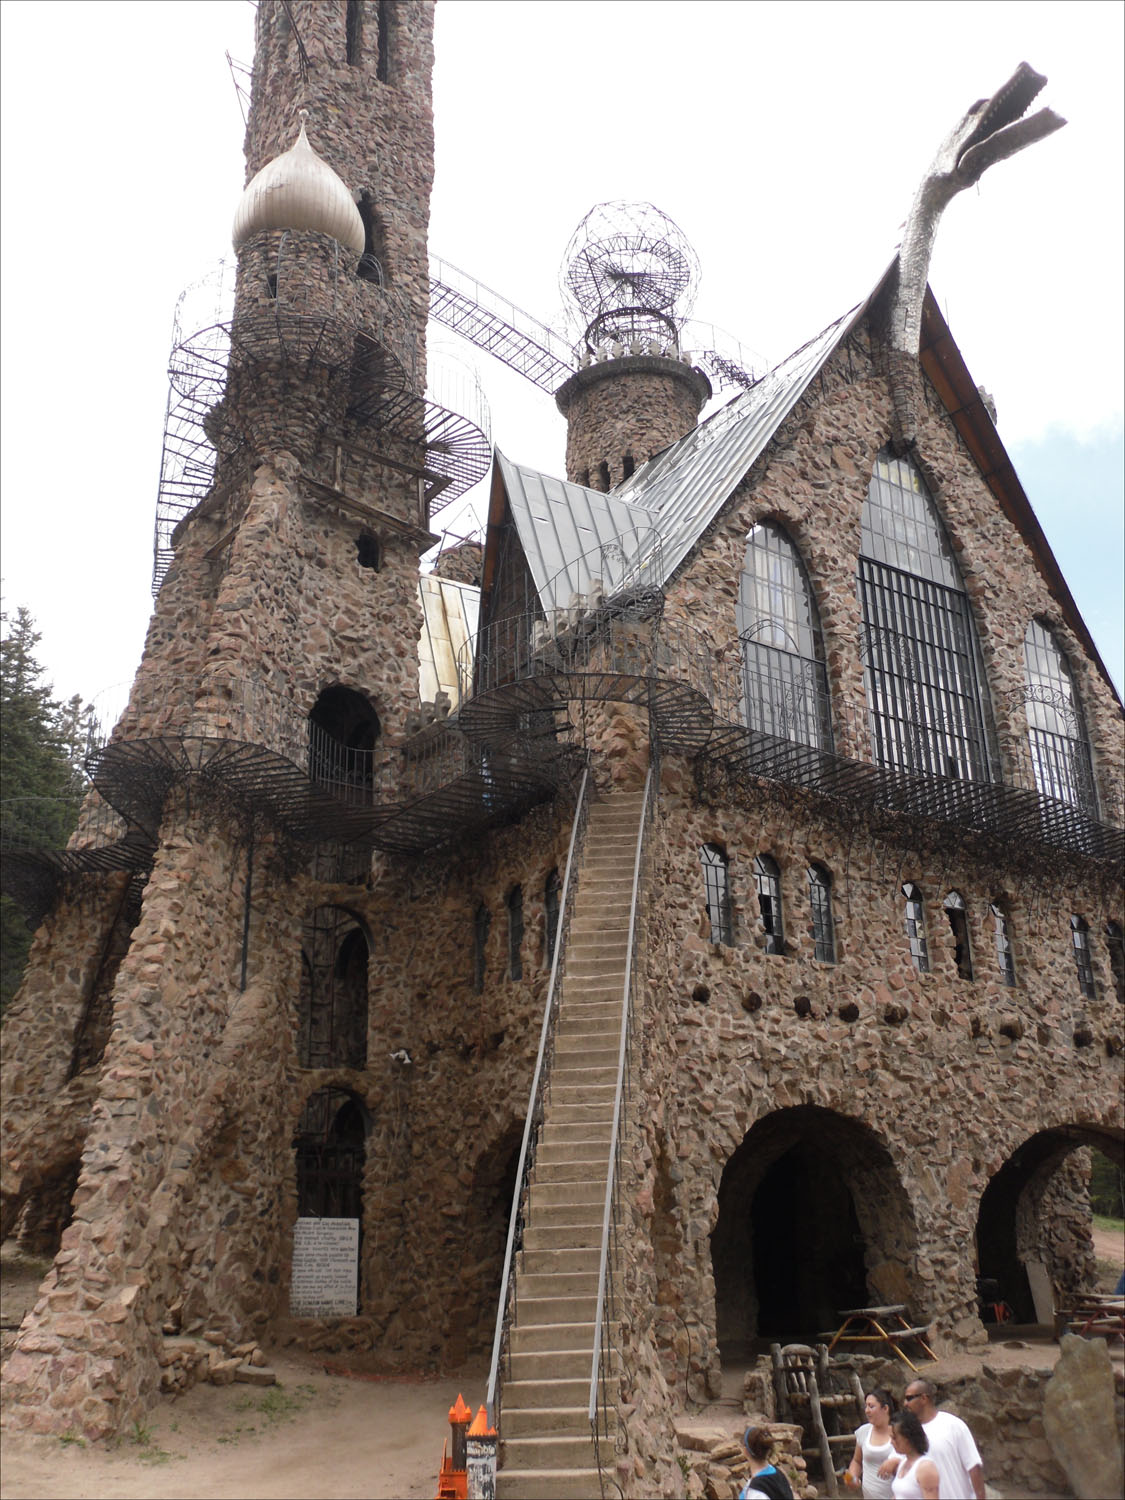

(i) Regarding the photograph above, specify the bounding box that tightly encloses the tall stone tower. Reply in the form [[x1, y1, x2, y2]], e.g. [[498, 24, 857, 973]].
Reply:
[[1, 0, 450, 1436]]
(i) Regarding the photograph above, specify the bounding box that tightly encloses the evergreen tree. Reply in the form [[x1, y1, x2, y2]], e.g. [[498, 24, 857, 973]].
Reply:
[[1, 606, 93, 1014]]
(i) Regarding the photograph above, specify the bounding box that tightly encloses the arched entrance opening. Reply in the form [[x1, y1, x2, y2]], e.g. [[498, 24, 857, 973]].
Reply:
[[298, 906, 370, 1068], [308, 686, 380, 802], [711, 1106, 918, 1357], [295, 1086, 369, 1221], [449, 1121, 525, 1361], [976, 1125, 1123, 1324]]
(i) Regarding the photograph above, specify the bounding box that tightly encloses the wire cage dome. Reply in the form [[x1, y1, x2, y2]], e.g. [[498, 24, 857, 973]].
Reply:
[[561, 201, 701, 351]]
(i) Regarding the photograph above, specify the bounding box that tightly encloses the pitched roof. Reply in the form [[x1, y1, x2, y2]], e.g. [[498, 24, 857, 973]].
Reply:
[[485, 265, 1118, 699]]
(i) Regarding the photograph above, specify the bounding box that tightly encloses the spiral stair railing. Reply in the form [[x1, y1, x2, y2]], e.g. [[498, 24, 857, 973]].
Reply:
[[0, 797, 157, 926]]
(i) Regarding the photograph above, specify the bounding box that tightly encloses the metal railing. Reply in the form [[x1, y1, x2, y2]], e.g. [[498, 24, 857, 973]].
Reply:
[[589, 756, 659, 1493], [485, 764, 593, 1435]]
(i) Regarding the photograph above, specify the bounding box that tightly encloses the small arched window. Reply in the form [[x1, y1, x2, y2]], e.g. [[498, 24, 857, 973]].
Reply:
[[356, 531, 381, 570], [1070, 916, 1096, 999], [737, 522, 830, 749], [859, 452, 991, 782], [807, 864, 836, 964], [308, 687, 379, 802], [943, 891, 973, 980], [903, 883, 930, 973], [991, 903, 1016, 987], [1022, 622, 1097, 815], [473, 903, 490, 993], [700, 844, 733, 945], [295, 1087, 367, 1225], [544, 869, 561, 968], [507, 886, 523, 981], [753, 855, 784, 954]]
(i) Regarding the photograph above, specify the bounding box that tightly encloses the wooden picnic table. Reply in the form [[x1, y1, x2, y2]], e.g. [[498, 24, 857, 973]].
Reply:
[[821, 1304, 937, 1371], [1055, 1294, 1125, 1343]]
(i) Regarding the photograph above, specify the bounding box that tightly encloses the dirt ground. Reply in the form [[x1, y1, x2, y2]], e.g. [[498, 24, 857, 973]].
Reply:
[[1, 1227, 1121, 1500]]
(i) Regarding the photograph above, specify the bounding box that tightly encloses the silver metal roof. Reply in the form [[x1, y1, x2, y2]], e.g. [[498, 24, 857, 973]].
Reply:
[[498, 302, 862, 611], [418, 574, 480, 707]]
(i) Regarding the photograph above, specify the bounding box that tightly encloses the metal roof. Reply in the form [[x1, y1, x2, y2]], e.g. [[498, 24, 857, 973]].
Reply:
[[418, 574, 480, 707], [497, 302, 862, 612]]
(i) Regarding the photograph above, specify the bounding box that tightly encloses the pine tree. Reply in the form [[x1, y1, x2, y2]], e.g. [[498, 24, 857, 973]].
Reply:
[[1, 606, 93, 1014]]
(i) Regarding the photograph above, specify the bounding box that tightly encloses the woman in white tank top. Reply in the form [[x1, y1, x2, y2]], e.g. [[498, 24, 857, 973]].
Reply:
[[845, 1387, 896, 1497], [888, 1409, 939, 1500]]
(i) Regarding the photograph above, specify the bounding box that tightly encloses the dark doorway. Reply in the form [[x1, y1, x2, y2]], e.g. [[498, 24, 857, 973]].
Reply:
[[712, 1106, 916, 1359], [308, 686, 380, 801], [295, 1087, 368, 1220], [298, 906, 369, 1068]]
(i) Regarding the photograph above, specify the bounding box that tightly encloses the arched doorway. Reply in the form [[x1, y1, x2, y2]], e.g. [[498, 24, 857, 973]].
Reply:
[[308, 686, 380, 802], [976, 1125, 1123, 1323], [298, 906, 370, 1068], [295, 1087, 369, 1220], [711, 1106, 917, 1357]]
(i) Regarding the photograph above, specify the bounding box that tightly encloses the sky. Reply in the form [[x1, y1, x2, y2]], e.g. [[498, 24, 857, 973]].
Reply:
[[1, 0, 1122, 712]]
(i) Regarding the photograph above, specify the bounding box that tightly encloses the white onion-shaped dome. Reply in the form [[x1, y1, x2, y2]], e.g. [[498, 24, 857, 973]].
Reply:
[[232, 112, 365, 256]]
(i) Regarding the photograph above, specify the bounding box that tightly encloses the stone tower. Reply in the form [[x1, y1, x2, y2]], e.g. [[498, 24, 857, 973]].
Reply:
[[554, 201, 712, 490], [1, 0, 450, 1436]]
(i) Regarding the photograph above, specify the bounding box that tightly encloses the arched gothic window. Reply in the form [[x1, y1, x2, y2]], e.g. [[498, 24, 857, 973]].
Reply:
[[298, 907, 369, 1068], [737, 523, 831, 749], [903, 883, 930, 973], [943, 891, 973, 980], [1106, 920, 1124, 1004], [1070, 916, 1096, 1000], [295, 1087, 367, 1225], [700, 844, 733, 945], [308, 687, 379, 802], [991, 903, 1016, 987], [807, 864, 836, 964], [1022, 621, 1097, 814], [753, 855, 784, 954], [859, 452, 991, 782]]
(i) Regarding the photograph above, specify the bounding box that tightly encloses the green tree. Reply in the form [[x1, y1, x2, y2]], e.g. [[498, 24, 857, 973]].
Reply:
[[1, 605, 93, 1014]]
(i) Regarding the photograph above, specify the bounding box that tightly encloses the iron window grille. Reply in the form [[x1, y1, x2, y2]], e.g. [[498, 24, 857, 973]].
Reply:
[[507, 885, 523, 980], [545, 868, 561, 967], [991, 904, 1016, 987], [298, 907, 369, 1069], [859, 453, 992, 783], [701, 844, 733, 945], [807, 864, 836, 963], [1070, 916, 1097, 1000], [295, 1088, 366, 1222], [1022, 621, 1098, 816], [753, 854, 784, 954], [737, 522, 832, 750], [943, 891, 974, 980], [903, 883, 930, 973]]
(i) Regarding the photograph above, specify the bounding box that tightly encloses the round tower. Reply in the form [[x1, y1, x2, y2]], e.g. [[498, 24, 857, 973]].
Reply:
[[554, 201, 712, 489]]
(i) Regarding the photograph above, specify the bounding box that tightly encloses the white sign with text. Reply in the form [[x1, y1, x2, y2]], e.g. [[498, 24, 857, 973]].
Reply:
[[290, 1217, 359, 1317]]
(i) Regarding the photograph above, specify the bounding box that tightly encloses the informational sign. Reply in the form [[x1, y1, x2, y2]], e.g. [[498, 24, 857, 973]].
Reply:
[[290, 1217, 359, 1317]]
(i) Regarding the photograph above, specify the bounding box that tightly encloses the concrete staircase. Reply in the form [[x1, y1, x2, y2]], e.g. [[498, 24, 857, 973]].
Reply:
[[496, 788, 646, 1500]]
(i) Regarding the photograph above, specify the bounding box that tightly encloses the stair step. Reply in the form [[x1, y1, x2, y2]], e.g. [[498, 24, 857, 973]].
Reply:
[[517, 1270, 600, 1299], [518, 1246, 601, 1276], [509, 1321, 600, 1354], [527, 1182, 604, 1210], [501, 1403, 608, 1437], [540, 1102, 613, 1125], [508, 1347, 612, 1382], [503, 1376, 599, 1410], [548, 1068, 618, 1089], [517, 1292, 598, 1323], [496, 1467, 605, 1500], [540, 1121, 613, 1146]]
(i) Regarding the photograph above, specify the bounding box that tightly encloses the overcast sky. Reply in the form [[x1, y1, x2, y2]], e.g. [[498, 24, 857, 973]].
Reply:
[[2, 0, 1121, 710]]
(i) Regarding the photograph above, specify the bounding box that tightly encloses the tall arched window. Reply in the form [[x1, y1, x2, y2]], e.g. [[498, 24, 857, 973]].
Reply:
[[295, 1087, 367, 1223], [1022, 622, 1097, 814], [701, 844, 733, 945], [298, 907, 369, 1068], [737, 522, 831, 749], [943, 891, 973, 980], [753, 855, 784, 954], [1070, 916, 1096, 1000], [859, 452, 991, 782], [308, 687, 380, 802], [807, 864, 836, 964], [902, 883, 930, 973], [991, 903, 1016, 987]]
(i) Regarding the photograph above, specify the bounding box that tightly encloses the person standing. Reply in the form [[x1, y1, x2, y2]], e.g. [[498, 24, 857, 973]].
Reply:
[[739, 1426, 796, 1500], [887, 1410, 939, 1500], [845, 1387, 897, 1497], [900, 1379, 984, 1500]]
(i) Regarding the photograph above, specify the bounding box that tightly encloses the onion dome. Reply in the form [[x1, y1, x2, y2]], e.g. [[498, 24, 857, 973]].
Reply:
[[232, 111, 365, 256]]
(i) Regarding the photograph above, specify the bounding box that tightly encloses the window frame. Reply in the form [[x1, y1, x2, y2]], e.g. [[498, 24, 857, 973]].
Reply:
[[903, 882, 930, 973], [807, 864, 836, 964], [1070, 915, 1097, 1000], [753, 854, 785, 955], [700, 843, 734, 946]]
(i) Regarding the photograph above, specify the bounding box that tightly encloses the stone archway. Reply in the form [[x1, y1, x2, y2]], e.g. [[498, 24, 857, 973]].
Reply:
[[711, 1105, 919, 1356], [976, 1124, 1124, 1323]]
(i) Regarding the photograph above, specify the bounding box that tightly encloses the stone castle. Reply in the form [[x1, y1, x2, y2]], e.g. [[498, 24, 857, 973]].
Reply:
[[2, 4, 1122, 1496]]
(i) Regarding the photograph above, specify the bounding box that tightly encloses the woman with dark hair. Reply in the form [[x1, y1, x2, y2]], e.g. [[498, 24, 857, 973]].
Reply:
[[888, 1409, 940, 1500], [845, 1387, 896, 1496], [739, 1425, 795, 1500]]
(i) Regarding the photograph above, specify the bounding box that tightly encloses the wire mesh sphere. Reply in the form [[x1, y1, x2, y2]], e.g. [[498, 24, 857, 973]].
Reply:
[[561, 201, 700, 348]]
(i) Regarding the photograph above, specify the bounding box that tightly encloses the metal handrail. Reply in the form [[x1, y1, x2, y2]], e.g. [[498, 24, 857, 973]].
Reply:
[[589, 756, 658, 1492], [485, 762, 592, 1434]]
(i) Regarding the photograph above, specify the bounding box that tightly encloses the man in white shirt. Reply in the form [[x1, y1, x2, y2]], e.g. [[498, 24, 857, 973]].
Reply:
[[903, 1379, 984, 1500]]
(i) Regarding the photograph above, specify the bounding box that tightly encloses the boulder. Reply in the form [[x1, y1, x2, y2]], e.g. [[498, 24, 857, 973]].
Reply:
[[1043, 1333, 1124, 1500]]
